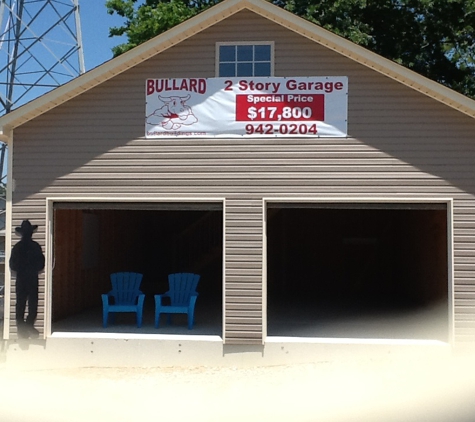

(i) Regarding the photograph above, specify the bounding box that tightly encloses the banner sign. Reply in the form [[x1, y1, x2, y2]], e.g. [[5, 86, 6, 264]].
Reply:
[[145, 77, 347, 138]]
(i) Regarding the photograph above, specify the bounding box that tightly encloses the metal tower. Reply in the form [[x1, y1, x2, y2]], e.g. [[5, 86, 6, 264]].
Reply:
[[0, 0, 85, 114], [0, 1, 85, 276]]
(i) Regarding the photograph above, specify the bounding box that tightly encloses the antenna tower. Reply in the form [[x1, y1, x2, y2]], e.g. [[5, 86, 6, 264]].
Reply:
[[0, 1, 85, 254], [0, 0, 85, 114]]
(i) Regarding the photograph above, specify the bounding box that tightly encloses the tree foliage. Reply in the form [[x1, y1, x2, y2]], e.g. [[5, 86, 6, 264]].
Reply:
[[106, 0, 475, 98]]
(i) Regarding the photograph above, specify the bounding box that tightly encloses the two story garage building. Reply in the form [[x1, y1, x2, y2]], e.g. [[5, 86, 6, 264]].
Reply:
[[2, 0, 475, 366]]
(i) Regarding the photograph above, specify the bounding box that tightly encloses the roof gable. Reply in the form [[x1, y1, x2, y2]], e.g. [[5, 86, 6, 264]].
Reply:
[[1, 0, 475, 138]]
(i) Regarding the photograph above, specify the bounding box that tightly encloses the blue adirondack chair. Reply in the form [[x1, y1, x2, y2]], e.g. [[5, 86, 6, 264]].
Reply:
[[102, 272, 145, 328], [154, 273, 200, 329]]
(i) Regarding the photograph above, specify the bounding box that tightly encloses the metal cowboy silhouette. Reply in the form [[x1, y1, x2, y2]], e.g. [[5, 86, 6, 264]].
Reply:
[[9, 220, 45, 338]]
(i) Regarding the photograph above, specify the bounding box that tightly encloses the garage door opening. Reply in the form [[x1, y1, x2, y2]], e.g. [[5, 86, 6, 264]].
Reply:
[[50, 202, 223, 336], [266, 203, 450, 341]]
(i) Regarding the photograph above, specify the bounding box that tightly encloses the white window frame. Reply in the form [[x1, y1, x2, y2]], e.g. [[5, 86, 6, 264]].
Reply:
[[215, 41, 274, 77]]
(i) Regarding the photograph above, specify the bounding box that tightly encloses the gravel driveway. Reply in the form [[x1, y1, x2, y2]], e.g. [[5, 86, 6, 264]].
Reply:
[[2, 354, 475, 422]]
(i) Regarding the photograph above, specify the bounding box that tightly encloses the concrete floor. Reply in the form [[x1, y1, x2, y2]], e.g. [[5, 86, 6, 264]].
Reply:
[[52, 299, 223, 336], [0, 298, 451, 370], [51, 298, 449, 342]]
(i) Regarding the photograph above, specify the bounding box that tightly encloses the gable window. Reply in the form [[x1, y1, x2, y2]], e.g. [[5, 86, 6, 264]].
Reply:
[[216, 42, 273, 77]]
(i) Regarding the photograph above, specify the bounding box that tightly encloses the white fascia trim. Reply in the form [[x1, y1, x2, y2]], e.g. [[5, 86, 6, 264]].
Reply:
[[47, 196, 226, 203], [222, 197, 227, 344], [2, 133, 13, 339], [44, 199, 54, 337], [0, 0, 247, 131], [0, 127, 12, 143], [263, 197, 454, 204], [261, 198, 267, 343], [446, 200, 455, 345], [244, 0, 475, 119], [2, 0, 475, 131]]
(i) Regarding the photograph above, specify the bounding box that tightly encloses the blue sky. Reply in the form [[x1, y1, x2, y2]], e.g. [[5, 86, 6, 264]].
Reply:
[[0, 2, 127, 179], [80, 1, 127, 71]]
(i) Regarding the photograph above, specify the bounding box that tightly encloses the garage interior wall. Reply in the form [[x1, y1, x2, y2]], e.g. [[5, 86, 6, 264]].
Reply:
[[266, 204, 449, 340]]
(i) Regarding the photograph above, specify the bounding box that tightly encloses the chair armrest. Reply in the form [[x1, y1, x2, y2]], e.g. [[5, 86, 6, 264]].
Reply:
[[154, 294, 163, 307], [103, 290, 116, 304], [189, 294, 198, 308]]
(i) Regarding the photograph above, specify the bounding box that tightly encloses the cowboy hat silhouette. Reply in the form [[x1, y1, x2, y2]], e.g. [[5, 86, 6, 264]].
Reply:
[[15, 220, 38, 236]]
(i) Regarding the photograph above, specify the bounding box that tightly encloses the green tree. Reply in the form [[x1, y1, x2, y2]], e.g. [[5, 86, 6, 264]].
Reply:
[[106, 0, 218, 56], [106, 0, 475, 98]]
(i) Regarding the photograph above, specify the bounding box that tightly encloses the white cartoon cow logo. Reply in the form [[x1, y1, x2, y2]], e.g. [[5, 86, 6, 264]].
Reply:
[[146, 94, 198, 130]]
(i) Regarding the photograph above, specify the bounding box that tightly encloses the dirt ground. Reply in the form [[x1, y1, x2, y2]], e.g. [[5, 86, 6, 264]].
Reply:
[[2, 353, 475, 422]]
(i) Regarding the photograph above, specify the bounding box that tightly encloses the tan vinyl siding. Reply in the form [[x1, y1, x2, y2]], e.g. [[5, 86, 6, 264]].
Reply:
[[225, 198, 263, 344], [8, 10, 475, 343]]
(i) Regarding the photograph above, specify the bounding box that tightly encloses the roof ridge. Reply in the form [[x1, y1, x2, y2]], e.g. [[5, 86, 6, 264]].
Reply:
[[0, 0, 473, 136]]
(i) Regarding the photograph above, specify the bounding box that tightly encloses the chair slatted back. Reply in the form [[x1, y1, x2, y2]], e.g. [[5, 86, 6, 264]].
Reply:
[[110, 272, 143, 305], [168, 273, 200, 306]]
